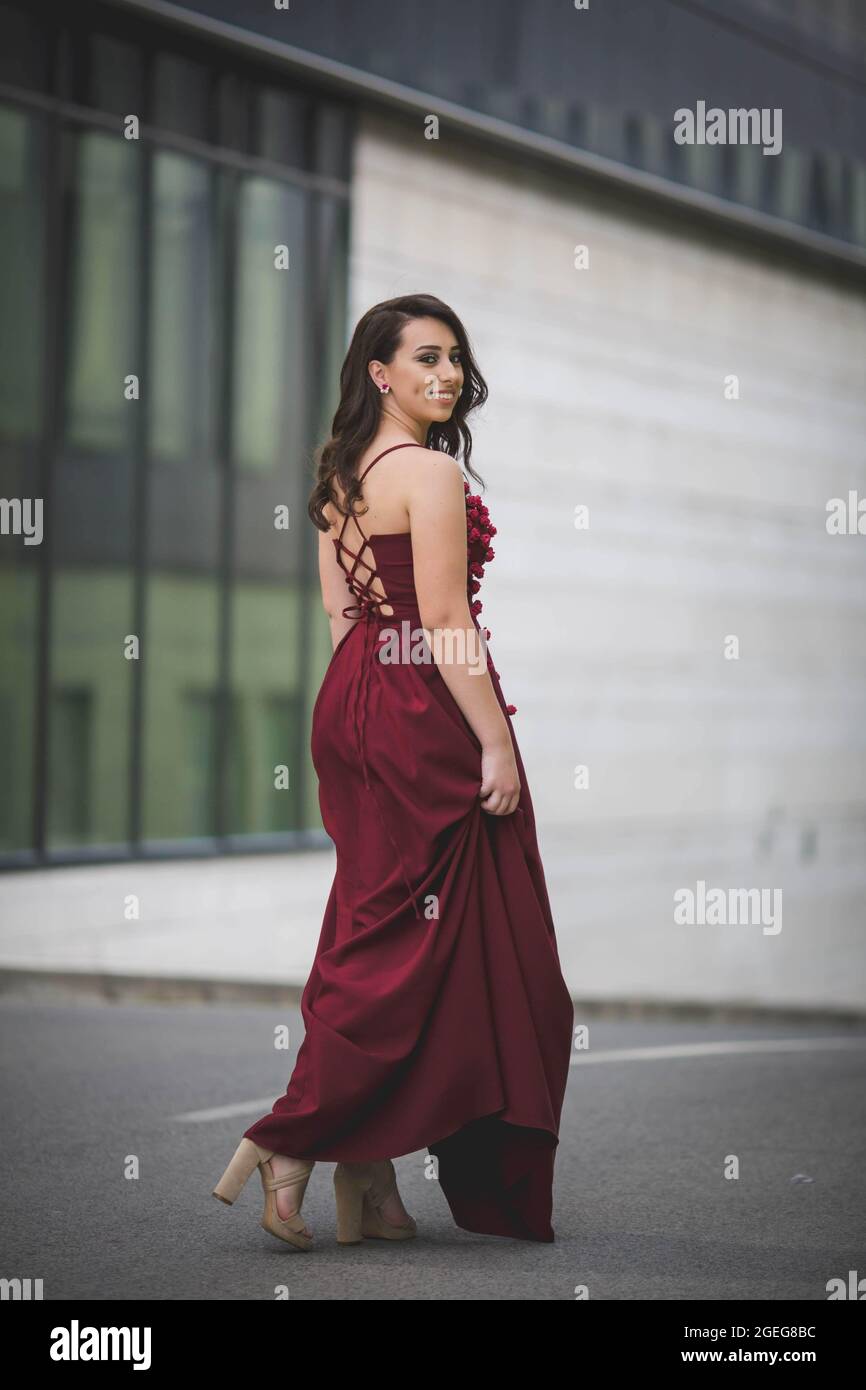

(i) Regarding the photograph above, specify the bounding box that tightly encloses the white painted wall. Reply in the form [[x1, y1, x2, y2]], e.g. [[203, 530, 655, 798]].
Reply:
[[349, 110, 866, 1011]]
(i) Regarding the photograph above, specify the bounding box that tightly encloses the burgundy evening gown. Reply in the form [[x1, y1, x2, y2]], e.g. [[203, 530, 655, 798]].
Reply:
[[243, 443, 574, 1242]]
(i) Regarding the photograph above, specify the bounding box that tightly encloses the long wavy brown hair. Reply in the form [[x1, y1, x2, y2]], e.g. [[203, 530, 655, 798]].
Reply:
[[307, 293, 488, 531]]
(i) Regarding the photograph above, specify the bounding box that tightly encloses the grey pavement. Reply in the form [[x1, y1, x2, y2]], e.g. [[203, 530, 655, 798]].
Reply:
[[2, 998, 864, 1300]]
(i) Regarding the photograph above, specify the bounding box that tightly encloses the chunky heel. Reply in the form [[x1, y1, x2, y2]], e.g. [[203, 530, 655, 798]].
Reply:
[[212, 1138, 272, 1205], [361, 1159, 417, 1241], [333, 1162, 374, 1244], [213, 1139, 316, 1250]]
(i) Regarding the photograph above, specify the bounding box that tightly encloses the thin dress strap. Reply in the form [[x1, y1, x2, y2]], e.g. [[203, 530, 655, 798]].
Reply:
[[357, 441, 422, 483]]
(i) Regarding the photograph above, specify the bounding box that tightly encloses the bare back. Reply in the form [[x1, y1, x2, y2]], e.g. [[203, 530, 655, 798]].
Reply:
[[323, 441, 426, 616]]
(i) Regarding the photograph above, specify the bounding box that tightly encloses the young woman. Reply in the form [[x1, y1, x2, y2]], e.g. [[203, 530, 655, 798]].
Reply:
[[213, 293, 573, 1249]]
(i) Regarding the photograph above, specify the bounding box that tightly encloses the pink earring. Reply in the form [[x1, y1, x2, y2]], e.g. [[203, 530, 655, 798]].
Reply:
[[379, 383, 390, 394]]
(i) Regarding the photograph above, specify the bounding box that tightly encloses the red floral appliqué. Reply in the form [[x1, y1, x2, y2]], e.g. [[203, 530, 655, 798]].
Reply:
[[463, 479, 516, 717]]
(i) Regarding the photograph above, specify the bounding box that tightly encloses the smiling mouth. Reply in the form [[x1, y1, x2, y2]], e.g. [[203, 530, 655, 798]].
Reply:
[[432, 392, 454, 400]]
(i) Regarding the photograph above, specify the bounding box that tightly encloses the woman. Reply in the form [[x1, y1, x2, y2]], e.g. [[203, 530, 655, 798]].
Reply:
[[213, 293, 574, 1249]]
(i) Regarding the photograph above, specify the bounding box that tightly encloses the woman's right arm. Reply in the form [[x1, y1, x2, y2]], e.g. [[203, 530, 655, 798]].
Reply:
[[405, 450, 520, 816]]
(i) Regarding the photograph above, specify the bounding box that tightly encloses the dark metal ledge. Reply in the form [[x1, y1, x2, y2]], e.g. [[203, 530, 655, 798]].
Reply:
[[106, 0, 866, 276]]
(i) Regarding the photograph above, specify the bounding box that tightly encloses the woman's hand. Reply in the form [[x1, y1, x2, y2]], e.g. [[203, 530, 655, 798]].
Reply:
[[479, 739, 521, 815]]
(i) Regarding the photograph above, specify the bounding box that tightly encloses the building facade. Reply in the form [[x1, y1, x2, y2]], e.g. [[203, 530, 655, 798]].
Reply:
[[2, 0, 865, 1010]]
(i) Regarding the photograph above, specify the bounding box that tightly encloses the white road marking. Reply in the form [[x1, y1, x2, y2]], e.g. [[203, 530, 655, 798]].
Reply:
[[172, 1037, 866, 1122], [173, 1098, 279, 1122], [569, 1037, 866, 1065]]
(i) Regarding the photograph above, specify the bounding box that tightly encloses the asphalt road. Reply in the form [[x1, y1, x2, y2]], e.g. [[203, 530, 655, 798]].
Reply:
[[2, 997, 864, 1301]]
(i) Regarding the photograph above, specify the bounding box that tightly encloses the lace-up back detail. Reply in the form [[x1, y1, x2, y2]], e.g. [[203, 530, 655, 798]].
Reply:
[[331, 443, 421, 619]]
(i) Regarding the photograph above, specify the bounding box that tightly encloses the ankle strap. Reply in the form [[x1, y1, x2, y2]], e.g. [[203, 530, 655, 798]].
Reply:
[[263, 1162, 314, 1191]]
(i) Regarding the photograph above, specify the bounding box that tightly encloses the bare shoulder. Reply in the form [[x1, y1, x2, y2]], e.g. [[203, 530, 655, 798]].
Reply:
[[403, 448, 465, 503]]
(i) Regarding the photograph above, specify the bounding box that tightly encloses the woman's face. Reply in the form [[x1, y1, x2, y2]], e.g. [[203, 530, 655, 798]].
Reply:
[[372, 317, 464, 424]]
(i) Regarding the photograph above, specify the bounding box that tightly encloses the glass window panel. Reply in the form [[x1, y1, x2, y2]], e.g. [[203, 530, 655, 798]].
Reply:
[[0, 105, 43, 440], [257, 86, 309, 170], [227, 582, 303, 836], [681, 141, 718, 196], [263, 693, 304, 832], [47, 687, 92, 842], [47, 125, 140, 852], [0, 2, 47, 91], [46, 571, 133, 850], [89, 32, 143, 118], [0, 562, 38, 851], [64, 131, 139, 454], [185, 690, 218, 838], [853, 166, 866, 246], [141, 587, 221, 841], [777, 146, 807, 225], [311, 102, 351, 182], [0, 105, 43, 853], [227, 176, 312, 837], [152, 52, 208, 141], [149, 152, 213, 465], [142, 153, 220, 842], [232, 177, 307, 476], [215, 71, 249, 154]]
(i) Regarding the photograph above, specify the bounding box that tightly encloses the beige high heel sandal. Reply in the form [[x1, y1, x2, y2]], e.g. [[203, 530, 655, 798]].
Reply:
[[213, 1138, 315, 1251], [333, 1159, 417, 1244]]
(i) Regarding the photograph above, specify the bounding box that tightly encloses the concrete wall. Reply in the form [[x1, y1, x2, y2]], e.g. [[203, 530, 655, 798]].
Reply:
[[349, 109, 866, 1012]]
